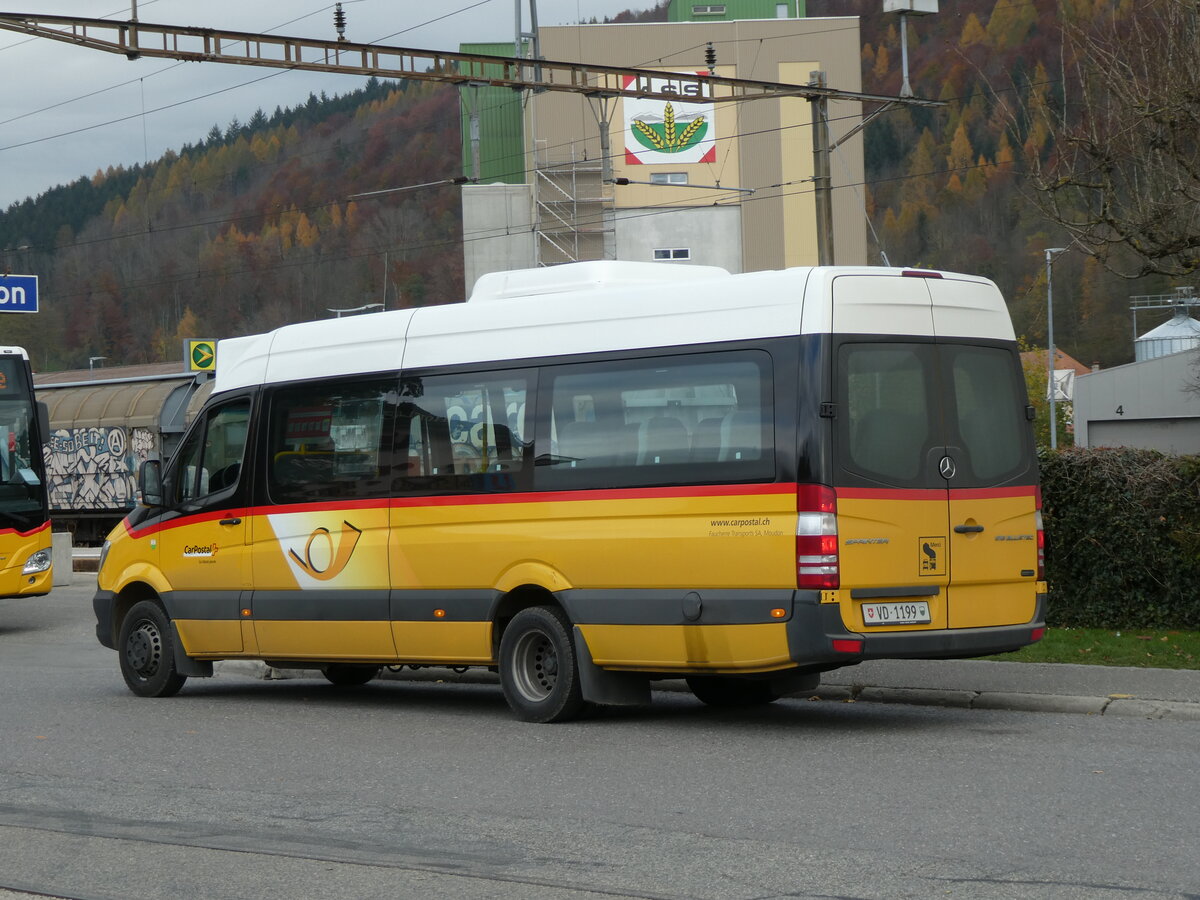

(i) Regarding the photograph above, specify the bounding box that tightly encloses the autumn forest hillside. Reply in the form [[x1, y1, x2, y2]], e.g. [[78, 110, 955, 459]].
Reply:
[[0, 1, 1181, 372], [1, 78, 464, 372]]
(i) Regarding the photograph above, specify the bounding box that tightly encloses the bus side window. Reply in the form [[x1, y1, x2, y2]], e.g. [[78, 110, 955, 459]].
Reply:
[[396, 371, 531, 493], [540, 351, 773, 488], [266, 378, 397, 504]]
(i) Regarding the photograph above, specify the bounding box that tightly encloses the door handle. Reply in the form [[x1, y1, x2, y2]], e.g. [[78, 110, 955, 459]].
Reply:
[[954, 524, 984, 534], [219, 517, 242, 526]]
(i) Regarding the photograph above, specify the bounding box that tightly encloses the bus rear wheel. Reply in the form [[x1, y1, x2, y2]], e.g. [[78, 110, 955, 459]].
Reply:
[[499, 607, 585, 723], [686, 675, 780, 708], [118, 600, 187, 698], [321, 664, 380, 686]]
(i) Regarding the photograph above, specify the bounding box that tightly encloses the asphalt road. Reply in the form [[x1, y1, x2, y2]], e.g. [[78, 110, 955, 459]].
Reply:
[[2, 583, 1199, 900]]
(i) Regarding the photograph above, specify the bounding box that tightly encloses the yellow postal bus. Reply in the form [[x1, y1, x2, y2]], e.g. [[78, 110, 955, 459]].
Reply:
[[94, 262, 1045, 721], [0, 346, 52, 597]]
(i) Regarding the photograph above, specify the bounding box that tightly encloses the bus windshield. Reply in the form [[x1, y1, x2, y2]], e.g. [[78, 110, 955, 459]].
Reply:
[[0, 355, 49, 532]]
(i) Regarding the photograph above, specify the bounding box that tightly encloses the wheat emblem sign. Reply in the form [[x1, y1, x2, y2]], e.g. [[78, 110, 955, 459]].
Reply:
[[631, 102, 709, 153]]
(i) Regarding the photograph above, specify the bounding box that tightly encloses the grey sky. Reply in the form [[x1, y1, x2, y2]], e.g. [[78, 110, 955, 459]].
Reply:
[[0, 0, 649, 211]]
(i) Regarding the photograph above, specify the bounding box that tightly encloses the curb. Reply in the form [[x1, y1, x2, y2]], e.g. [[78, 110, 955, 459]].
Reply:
[[820, 683, 1200, 721], [211, 661, 1200, 720]]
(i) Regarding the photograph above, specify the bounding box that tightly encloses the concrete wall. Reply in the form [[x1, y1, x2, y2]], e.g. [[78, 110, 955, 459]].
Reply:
[[1073, 349, 1200, 454], [615, 205, 743, 272], [462, 184, 537, 295]]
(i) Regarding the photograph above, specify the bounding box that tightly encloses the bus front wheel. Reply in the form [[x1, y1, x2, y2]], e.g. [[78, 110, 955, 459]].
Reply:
[[118, 600, 187, 698], [499, 607, 585, 723]]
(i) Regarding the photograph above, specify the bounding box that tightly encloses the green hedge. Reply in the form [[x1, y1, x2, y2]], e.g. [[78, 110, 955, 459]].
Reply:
[[1040, 448, 1200, 629]]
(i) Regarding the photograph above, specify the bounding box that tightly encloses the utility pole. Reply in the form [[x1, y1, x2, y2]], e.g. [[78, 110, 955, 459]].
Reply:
[[1045, 246, 1067, 449], [809, 71, 835, 267]]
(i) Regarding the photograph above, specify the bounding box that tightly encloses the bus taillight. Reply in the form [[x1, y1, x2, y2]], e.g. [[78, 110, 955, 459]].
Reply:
[[797, 484, 839, 589]]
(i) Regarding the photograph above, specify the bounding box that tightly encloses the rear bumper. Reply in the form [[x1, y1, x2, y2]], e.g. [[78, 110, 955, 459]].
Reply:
[[789, 591, 1047, 666]]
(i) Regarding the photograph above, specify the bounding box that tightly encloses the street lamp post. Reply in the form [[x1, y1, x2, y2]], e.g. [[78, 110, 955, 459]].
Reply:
[[1044, 247, 1067, 449]]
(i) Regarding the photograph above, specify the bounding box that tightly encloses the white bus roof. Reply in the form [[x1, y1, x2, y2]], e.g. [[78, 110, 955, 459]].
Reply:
[[214, 262, 1013, 394]]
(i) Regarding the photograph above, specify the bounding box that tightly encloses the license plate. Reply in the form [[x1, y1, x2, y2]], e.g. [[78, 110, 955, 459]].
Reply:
[[861, 601, 931, 627]]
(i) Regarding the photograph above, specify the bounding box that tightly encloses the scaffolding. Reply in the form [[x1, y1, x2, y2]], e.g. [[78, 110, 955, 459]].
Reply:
[[532, 144, 613, 266]]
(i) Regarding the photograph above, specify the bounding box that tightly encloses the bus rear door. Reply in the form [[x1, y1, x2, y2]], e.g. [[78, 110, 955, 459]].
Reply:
[[929, 278, 1040, 628], [830, 273, 1039, 638]]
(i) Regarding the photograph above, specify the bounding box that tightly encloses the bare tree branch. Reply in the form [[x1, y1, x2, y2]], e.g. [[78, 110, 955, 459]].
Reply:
[[1017, 0, 1200, 279]]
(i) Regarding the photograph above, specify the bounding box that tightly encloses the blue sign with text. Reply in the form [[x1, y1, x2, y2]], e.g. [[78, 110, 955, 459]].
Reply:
[[0, 275, 38, 313]]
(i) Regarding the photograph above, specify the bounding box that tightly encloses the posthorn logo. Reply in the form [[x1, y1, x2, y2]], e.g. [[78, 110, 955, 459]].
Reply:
[[287, 520, 362, 581]]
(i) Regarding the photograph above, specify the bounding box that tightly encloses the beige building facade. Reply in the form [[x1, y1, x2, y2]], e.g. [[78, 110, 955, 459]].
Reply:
[[462, 16, 867, 289]]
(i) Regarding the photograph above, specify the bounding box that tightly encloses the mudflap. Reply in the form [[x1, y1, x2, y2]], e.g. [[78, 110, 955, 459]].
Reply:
[[573, 625, 650, 707], [171, 623, 214, 678]]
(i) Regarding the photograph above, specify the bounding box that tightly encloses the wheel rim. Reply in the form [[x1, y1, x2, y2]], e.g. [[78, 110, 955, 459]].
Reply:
[[125, 619, 163, 679], [511, 628, 559, 703]]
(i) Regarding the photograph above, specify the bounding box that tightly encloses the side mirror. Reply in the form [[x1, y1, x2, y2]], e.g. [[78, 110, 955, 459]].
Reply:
[[139, 459, 165, 508], [36, 401, 50, 441]]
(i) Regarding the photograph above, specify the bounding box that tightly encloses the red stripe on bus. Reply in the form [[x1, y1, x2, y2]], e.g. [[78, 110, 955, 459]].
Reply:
[[389, 482, 795, 508], [0, 520, 51, 538], [123, 483, 797, 538], [836, 487, 946, 501], [122, 481, 1039, 540], [126, 508, 250, 539], [248, 497, 392, 518], [948, 486, 1038, 500], [837, 485, 1036, 501]]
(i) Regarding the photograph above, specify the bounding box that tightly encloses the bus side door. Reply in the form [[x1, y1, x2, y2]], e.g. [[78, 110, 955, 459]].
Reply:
[[155, 394, 253, 654]]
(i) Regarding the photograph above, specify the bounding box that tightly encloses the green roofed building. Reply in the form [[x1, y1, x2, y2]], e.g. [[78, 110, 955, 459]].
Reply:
[[459, 43, 526, 185], [668, 0, 805, 21]]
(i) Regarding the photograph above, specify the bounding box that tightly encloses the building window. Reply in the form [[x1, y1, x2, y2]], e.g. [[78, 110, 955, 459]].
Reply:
[[692, 4, 727, 15], [653, 248, 691, 261], [777, 3, 790, 17], [649, 172, 689, 185]]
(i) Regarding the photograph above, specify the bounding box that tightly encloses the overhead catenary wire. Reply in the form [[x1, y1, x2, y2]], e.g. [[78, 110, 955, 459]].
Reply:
[[1, 5, 1049, 305], [15, 93, 1012, 291], [32, 153, 1010, 309], [0, 1, 516, 175], [0, 0, 1058, 207]]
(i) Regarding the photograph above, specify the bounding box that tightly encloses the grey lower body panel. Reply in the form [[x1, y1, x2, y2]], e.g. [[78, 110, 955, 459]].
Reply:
[[92, 586, 1047, 671]]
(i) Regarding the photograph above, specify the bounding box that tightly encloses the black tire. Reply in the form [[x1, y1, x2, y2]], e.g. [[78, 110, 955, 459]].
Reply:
[[118, 600, 187, 698], [498, 606, 585, 723], [686, 675, 780, 708], [321, 664, 380, 686]]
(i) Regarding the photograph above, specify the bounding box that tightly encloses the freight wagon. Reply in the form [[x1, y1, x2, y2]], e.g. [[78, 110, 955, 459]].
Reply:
[[33, 363, 213, 544]]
